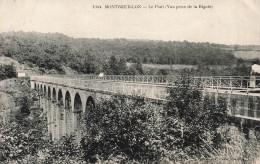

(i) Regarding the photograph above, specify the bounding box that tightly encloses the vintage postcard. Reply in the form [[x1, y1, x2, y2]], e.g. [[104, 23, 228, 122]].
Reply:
[[0, 0, 260, 163]]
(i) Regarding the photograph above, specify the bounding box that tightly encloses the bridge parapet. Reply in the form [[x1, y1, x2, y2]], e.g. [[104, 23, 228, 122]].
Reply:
[[30, 76, 170, 100], [31, 75, 260, 123], [31, 75, 260, 90], [32, 75, 179, 85], [195, 76, 260, 90]]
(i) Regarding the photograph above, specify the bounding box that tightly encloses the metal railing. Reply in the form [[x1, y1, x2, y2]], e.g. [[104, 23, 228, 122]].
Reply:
[[31, 75, 260, 90], [34, 75, 179, 85], [194, 76, 260, 90], [31, 75, 260, 121], [31, 76, 169, 100]]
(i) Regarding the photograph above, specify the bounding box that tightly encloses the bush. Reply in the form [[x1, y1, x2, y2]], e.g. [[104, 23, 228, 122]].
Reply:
[[43, 135, 83, 164], [0, 111, 48, 162], [80, 76, 233, 163], [163, 76, 232, 160], [18, 95, 33, 115], [81, 95, 164, 163], [0, 64, 17, 80]]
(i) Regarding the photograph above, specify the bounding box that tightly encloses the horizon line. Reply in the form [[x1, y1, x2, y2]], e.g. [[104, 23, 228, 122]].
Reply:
[[1, 30, 260, 47]]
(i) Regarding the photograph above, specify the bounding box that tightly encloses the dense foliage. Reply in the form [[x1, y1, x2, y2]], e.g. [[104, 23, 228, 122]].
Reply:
[[0, 111, 47, 161], [163, 77, 231, 159], [1, 80, 260, 163], [81, 95, 163, 163], [80, 77, 234, 163], [0, 31, 244, 75], [0, 64, 17, 80]]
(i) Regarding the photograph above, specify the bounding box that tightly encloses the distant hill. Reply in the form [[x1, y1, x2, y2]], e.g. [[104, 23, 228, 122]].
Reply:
[[0, 31, 258, 75], [233, 50, 260, 60]]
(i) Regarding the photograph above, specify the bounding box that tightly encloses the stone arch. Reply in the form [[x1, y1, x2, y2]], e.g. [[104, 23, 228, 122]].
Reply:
[[51, 87, 58, 141], [57, 89, 65, 137], [39, 84, 43, 109], [65, 91, 72, 110], [48, 86, 51, 100], [85, 96, 95, 128], [46, 86, 52, 140], [34, 83, 37, 90], [74, 93, 83, 141], [40, 84, 43, 93], [44, 85, 47, 96], [74, 93, 82, 112], [86, 96, 95, 111], [65, 91, 72, 135], [58, 89, 63, 105], [52, 88, 57, 102], [37, 84, 39, 91]]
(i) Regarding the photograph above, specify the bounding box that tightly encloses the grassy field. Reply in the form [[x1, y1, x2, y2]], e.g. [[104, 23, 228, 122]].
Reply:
[[127, 62, 196, 70], [142, 63, 196, 70], [233, 50, 260, 59]]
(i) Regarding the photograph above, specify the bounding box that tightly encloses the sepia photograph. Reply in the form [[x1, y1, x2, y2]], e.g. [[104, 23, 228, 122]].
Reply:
[[0, 0, 260, 163]]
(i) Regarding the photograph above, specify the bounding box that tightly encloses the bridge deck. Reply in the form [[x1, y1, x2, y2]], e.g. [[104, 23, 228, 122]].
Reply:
[[31, 75, 260, 122]]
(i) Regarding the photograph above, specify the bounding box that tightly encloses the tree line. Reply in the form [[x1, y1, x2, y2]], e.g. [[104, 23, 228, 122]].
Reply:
[[0, 31, 246, 75]]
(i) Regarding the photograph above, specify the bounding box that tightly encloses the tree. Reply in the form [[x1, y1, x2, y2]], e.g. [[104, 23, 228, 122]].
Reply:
[[163, 76, 231, 157], [118, 58, 127, 75], [0, 64, 17, 80], [83, 55, 96, 74], [19, 95, 32, 115], [108, 55, 119, 75], [102, 62, 112, 75], [158, 69, 168, 75], [125, 64, 139, 75], [81, 95, 163, 163], [251, 58, 260, 65], [135, 60, 143, 74]]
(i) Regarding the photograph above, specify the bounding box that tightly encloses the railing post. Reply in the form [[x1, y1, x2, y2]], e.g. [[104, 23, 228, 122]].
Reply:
[[230, 77, 232, 91], [211, 77, 213, 88], [240, 77, 243, 88], [219, 77, 222, 89]]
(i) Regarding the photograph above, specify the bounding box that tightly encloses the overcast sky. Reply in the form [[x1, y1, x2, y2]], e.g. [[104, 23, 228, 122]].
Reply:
[[0, 0, 259, 45]]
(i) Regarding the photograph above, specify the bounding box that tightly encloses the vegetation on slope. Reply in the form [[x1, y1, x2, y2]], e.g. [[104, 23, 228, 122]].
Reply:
[[0, 76, 260, 163], [0, 31, 250, 75], [0, 64, 17, 80]]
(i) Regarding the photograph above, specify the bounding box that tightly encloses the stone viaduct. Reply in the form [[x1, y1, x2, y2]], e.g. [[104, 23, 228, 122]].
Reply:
[[30, 75, 260, 141], [30, 75, 170, 141]]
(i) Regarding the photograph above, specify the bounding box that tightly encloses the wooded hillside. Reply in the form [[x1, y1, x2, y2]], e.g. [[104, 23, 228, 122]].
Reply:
[[0, 31, 257, 76]]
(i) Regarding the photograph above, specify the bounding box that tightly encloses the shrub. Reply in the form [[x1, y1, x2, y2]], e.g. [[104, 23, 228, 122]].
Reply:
[[18, 94, 33, 115], [81, 95, 164, 163], [80, 75, 235, 163], [163, 76, 232, 161], [0, 110, 48, 162], [43, 135, 83, 164], [0, 64, 17, 80]]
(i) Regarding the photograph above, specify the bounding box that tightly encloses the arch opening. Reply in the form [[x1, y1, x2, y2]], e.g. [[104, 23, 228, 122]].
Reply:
[[40, 85, 43, 93], [52, 88, 57, 102], [58, 89, 63, 106], [48, 87, 51, 100], [44, 85, 46, 97], [74, 93, 83, 141], [65, 91, 71, 110], [86, 96, 95, 112], [74, 93, 82, 112]]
